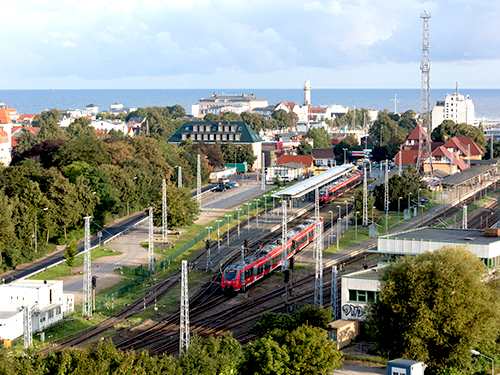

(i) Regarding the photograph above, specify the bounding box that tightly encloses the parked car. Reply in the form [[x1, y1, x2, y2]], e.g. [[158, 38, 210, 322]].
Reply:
[[420, 198, 429, 204], [225, 182, 239, 189], [214, 185, 226, 192]]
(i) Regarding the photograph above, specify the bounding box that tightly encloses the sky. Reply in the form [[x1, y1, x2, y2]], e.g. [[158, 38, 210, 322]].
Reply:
[[2, 0, 500, 89]]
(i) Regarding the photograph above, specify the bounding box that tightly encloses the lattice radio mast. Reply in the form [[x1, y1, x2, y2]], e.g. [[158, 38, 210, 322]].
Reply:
[[314, 187, 323, 306], [197, 154, 201, 205], [416, 10, 433, 177], [82, 216, 92, 317], [363, 166, 368, 226], [162, 179, 167, 244], [148, 206, 154, 273], [179, 260, 190, 355]]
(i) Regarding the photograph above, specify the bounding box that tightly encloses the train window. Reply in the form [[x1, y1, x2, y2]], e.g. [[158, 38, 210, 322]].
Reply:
[[224, 269, 237, 281], [257, 265, 263, 274], [264, 262, 270, 270]]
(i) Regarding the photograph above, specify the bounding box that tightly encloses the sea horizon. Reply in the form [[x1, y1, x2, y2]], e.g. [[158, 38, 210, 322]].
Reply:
[[1, 88, 499, 121]]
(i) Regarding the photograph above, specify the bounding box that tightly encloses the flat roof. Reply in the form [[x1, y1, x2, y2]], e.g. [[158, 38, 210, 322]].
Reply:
[[3, 280, 61, 288], [382, 227, 500, 245], [439, 164, 499, 186], [272, 164, 355, 198], [0, 311, 22, 320], [342, 265, 388, 280]]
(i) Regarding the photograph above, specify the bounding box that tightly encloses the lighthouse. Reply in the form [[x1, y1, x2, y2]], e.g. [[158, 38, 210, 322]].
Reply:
[[303, 79, 311, 107]]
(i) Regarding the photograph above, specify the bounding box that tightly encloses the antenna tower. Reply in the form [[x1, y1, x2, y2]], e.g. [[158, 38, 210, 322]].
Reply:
[[261, 153, 266, 192], [314, 187, 323, 306], [179, 260, 190, 355], [148, 206, 154, 272], [363, 166, 368, 226], [162, 179, 167, 244], [462, 205, 468, 229], [82, 216, 92, 317], [281, 196, 287, 270], [330, 265, 338, 320], [416, 10, 433, 176], [391, 93, 400, 113]]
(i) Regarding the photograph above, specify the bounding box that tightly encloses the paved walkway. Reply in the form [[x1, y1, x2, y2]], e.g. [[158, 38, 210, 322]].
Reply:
[[333, 364, 385, 375]]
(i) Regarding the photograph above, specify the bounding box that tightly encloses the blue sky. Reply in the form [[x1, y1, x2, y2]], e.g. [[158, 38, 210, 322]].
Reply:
[[2, 0, 499, 89]]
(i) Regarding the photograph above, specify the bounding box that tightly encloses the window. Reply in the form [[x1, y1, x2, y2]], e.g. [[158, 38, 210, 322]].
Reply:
[[348, 289, 378, 303], [222, 134, 227, 141], [235, 134, 241, 141], [210, 134, 215, 141], [228, 134, 234, 141], [182, 134, 187, 140], [193, 125, 198, 132], [203, 134, 209, 140]]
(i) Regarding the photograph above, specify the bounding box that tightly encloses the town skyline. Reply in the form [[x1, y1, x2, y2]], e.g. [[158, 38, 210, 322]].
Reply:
[[2, 0, 500, 90]]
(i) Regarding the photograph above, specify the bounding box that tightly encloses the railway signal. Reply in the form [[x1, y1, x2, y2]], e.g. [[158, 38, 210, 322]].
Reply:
[[244, 239, 248, 249], [284, 270, 290, 283]]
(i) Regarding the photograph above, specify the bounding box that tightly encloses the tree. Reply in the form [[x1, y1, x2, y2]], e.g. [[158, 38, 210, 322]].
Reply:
[[296, 140, 312, 155], [220, 112, 241, 122], [250, 312, 295, 338], [35, 109, 66, 141], [14, 131, 38, 156], [54, 135, 111, 168], [66, 117, 96, 139], [431, 120, 487, 151], [203, 113, 220, 122], [366, 246, 500, 372], [152, 182, 199, 228], [306, 127, 331, 148], [354, 188, 378, 224], [64, 238, 77, 273], [238, 336, 289, 375], [485, 137, 500, 159], [272, 109, 293, 129], [369, 110, 396, 146], [373, 165, 422, 211]]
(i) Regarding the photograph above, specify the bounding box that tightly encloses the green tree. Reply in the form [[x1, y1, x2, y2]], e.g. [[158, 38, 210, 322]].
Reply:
[[485, 137, 500, 159], [66, 117, 96, 139], [14, 131, 38, 156], [35, 109, 66, 141], [64, 238, 77, 273], [272, 109, 293, 129], [238, 336, 289, 375], [220, 112, 241, 122], [54, 135, 111, 168], [431, 120, 487, 151], [373, 165, 422, 211], [296, 140, 312, 155], [306, 127, 331, 148], [152, 182, 199, 228], [366, 246, 500, 372], [369, 110, 396, 146], [203, 113, 220, 122], [251, 312, 295, 338]]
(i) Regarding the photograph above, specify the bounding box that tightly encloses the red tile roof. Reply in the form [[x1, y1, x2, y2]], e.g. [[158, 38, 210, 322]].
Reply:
[[0, 128, 8, 143], [444, 136, 483, 156], [275, 102, 298, 112], [407, 124, 429, 141], [277, 154, 315, 167], [0, 109, 12, 124], [431, 146, 468, 170], [394, 150, 425, 166]]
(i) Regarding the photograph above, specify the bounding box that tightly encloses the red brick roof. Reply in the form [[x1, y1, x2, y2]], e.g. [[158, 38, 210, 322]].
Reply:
[[277, 154, 315, 167], [443, 136, 483, 157], [407, 124, 429, 141], [0, 109, 12, 124], [432, 146, 468, 170], [275, 102, 298, 112], [394, 150, 425, 166]]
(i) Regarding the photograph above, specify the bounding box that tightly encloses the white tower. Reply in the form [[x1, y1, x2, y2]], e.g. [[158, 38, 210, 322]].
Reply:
[[303, 79, 311, 107]]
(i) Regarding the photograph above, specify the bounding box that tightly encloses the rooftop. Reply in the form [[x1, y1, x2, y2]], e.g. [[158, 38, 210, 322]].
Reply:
[[382, 227, 500, 245], [341, 265, 388, 280]]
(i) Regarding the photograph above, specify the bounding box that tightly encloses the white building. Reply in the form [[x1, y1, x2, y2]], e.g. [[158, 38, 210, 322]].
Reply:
[[274, 102, 309, 122], [203, 103, 250, 116], [0, 280, 74, 341], [0, 106, 13, 166], [304, 79, 311, 107], [191, 93, 268, 118], [92, 119, 132, 135], [431, 82, 476, 129], [341, 266, 387, 321]]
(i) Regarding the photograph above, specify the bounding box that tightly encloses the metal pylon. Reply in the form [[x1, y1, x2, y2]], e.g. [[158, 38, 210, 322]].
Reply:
[[197, 154, 201, 205], [178, 166, 182, 189], [281, 197, 287, 269], [363, 166, 368, 226], [82, 216, 92, 317], [179, 260, 190, 355], [162, 179, 167, 244], [314, 187, 323, 306], [416, 10, 433, 177], [148, 207, 154, 272], [330, 266, 338, 320], [384, 160, 389, 213], [23, 305, 32, 349], [462, 205, 467, 229], [261, 152, 266, 192]]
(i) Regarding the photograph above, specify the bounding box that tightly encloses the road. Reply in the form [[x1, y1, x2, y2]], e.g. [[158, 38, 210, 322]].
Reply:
[[0, 211, 147, 284]]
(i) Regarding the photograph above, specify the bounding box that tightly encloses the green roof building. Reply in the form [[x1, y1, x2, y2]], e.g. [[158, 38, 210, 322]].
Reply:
[[168, 121, 264, 169]]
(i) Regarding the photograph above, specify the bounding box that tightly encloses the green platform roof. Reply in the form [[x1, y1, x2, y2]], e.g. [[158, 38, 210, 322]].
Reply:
[[167, 121, 263, 144]]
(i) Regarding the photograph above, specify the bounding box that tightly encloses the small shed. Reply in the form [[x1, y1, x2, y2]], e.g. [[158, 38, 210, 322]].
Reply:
[[387, 359, 426, 375], [326, 320, 358, 349]]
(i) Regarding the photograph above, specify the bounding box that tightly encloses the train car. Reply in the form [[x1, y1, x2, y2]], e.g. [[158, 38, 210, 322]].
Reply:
[[319, 169, 363, 204], [221, 217, 322, 292]]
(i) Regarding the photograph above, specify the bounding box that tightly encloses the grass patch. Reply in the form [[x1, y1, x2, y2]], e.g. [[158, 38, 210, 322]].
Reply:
[[343, 355, 387, 366], [30, 247, 122, 280]]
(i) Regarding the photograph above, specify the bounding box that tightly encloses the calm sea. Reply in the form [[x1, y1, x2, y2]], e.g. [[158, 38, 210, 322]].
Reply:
[[0, 88, 499, 121]]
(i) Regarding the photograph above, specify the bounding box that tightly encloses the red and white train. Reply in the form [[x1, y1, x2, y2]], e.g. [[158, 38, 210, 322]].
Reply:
[[221, 217, 323, 292], [319, 168, 363, 204]]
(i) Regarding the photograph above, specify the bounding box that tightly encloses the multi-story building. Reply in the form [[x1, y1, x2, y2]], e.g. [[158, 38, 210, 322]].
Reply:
[[167, 121, 264, 169], [431, 82, 476, 129], [191, 93, 268, 118], [0, 106, 13, 166]]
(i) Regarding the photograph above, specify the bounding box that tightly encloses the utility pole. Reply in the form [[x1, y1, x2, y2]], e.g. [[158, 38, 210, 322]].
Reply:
[[261, 152, 266, 192], [314, 187, 323, 306], [330, 265, 338, 320], [384, 160, 389, 231], [363, 166, 368, 226], [148, 207, 154, 273], [82, 216, 92, 317], [416, 10, 433, 179], [162, 179, 167, 244], [179, 260, 190, 355], [463, 205, 468, 229], [197, 154, 201, 205], [178, 166, 182, 189], [281, 196, 287, 271]]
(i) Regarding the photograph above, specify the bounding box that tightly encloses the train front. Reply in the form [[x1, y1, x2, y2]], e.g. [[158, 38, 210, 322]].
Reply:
[[221, 265, 242, 292]]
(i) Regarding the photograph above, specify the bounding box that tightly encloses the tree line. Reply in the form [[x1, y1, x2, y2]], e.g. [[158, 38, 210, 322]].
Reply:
[[1, 105, 262, 272]]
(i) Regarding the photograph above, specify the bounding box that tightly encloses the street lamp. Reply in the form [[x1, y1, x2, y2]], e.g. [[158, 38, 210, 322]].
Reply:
[[336, 218, 340, 252], [418, 188, 422, 216], [344, 200, 348, 233], [35, 207, 48, 253], [264, 195, 268, 223], [398, 197, 402, 224], [255, 199, 260, 229], [328, 210, 333, 246], [237, 208, 242, 239], [355, 211, 360, 244], [408, 192, 412, 213], [337, 205, 341, 234], [372, 206, 376, 227], [343, 148, 348, 164], [471, 350, 494, 375], [225, 214, 231, 247], [246, 203, 252, 233], [215, 220, 222, 254], [272, 195, 275, 217], [205, 226, 212, 269]]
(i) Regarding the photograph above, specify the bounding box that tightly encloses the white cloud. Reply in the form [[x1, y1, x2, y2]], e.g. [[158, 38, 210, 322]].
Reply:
[[60, 41, 78, 48]]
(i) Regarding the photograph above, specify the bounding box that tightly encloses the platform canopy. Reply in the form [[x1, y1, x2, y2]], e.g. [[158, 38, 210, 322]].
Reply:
[[272, 164, 356, 199]]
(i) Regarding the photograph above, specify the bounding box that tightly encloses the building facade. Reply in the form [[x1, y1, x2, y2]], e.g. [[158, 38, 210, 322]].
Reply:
[[191, 93, 268, 118], [431, 83, 476, 129]]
